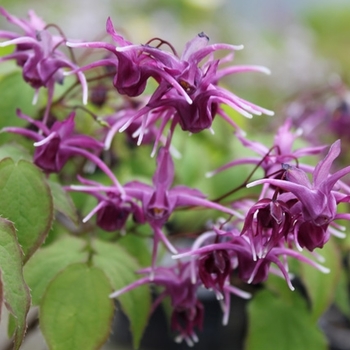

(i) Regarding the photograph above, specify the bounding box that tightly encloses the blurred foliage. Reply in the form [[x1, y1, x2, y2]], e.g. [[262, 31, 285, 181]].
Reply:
[[304, 5, 350, 82]]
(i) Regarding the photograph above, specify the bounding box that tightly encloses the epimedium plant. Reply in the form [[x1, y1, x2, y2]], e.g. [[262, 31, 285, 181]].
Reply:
[[0, 6, 349, 350]]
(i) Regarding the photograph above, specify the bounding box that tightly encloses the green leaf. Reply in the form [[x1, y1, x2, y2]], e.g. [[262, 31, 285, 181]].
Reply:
[[0, 143, 32, 162], [118, 234, 151, 267], [0, 71, 39, 145], [246, 289, 328, 350], [48, 180, 79, 226], [334, 268, 350, 318], [0, 270, 3, 320], [0, 158, 54, 261], [92, 239, 151, 349], [0, 44, 15, 58], [24, 235, 89, 305], [0, 218, 31, 350], [300, 239, 341, 322], [40, 263, 114, 350]]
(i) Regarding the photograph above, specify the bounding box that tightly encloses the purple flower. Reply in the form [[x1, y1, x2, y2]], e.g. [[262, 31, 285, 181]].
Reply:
[[69, 176, 144, 232], [66, 17, 190, 100], [248, 140, 350, 225], [70, 145, 236, 270], [2, 110, 105, 174], [247, 140, 350, 250], [198, 248, 232, 292], [109, 262, 204, 346], [103, 97, 164, 151], [207, 119, 327, 178], [171, 228, 252, 325], [118, 33, 274, 135], [67, 19, 273, 137], [329, 99, 350, 142], [294, 221, 330, 251], [285, 79, 350, 146], [123, 146, 238, 267], [0, 7, 87, 122], [174, 226, 330, 292], [125, 146, 237, 225], [241, 197, 293, 258]]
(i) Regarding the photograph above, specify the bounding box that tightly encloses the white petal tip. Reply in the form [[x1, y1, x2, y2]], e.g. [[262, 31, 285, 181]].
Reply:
[[260, 67, 271, 75], [265, 110, 275, 116], [33, 140, 44, 147], [66, 41, 83, 48], [109, 291, 120, 298], [321, 267, 331, 274], [0, 41, 12, 47], [116, 46, 127, 52]]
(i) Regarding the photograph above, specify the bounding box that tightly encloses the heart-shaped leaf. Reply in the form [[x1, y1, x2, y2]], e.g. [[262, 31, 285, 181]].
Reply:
[[300, 239, 341, 322], [48, 180, 79, 226], [0, 218, 31, 350], [40, 263, 114, 350], [246, 288, 327, 350], [0, 158, 53, 261], [24, 235, 89, 305], [92, 239, 151, 349]]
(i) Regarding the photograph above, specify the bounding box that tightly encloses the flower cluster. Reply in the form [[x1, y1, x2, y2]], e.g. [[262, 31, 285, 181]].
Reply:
[[1, 8, 350, 347], [0, 7, 87, 123], [66, 17, 273, 140]]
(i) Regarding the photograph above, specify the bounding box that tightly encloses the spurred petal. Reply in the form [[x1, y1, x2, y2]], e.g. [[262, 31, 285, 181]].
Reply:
[[323, 165, 350, 193], [105, 17, 132, 46], [182, 32, 209, 61], [313, 139, 341, 187], [152, 147, 174, 190]]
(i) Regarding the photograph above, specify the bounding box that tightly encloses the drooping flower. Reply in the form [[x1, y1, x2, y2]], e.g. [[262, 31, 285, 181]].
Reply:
[[207, 118, 327, 179], [67, 18, 273, 140], [68, 175, 144, 232], [66, 17, 190, 101], [123, 146, 238, 267], [125, 146, 237, 225], [183, 227, 252, 316], [173, 226, 330, 293], [248, 140, 348, 225], [247, 139, 350, 250], [103, 97, 163, 151], [109, 262, 204, 346], [241, 197, 293, 258], [198, 247, 232, 292], [116, 31, 274, 135], [69, 145, 237, 269], [2, 110, 112, 177], [0, 7, 87, 122]]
